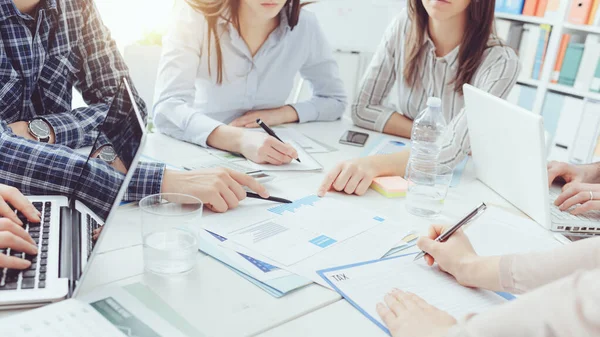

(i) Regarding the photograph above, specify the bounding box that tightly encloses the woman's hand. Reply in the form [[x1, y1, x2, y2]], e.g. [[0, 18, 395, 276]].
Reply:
[[318, 158, 382, 197], [0, 184, 41, 225], [239, 131, 299, 165], [0, 218, 38, 269], [230, 106, 299, 128], [554, 182, 600, 215], [377, 289, 456, 337], [417, 225, 502, 291], [547, 161, 591, 186]]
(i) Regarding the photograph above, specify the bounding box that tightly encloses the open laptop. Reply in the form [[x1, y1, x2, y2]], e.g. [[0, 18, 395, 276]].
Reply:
[[464, 84, 600, 236], [0, 78, 148, 308]]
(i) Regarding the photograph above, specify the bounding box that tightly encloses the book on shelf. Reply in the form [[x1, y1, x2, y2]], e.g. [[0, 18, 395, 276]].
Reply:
[[532, 24, 551, 80], [553, 95, 585, 150], [559, 41, 586, 86], [496, 0, 506, 12], [594, 6, 600, 25], [575, 35, 600, 91], [570, 99, 600, 164], [507, 22, 525, 51], [536, 0, 549, 17], [588, 0, 600, 24], [519, 24, 541, 82], [522, 0, 538, 16], [517, 85, 537, 111], [591, 59, 600, 92], [495, 19, 512, 41], [544, 0, 561, 20], [503, 0, 526, 14], [568, 0, 594, 25], [552, 34, 571, 83], [541, 92, 565, 138]]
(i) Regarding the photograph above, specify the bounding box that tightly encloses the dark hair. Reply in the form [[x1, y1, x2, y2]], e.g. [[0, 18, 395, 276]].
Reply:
[[404, 0, 496, 93], [185, 0, 308, 84]]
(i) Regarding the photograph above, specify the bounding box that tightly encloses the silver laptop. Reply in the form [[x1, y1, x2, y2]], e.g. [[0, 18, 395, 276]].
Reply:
[[464, 84, 600, 236], [0, 78, 148, 308]]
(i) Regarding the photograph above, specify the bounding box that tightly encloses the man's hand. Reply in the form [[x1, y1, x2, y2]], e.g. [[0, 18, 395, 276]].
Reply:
[[0, 185, 41, 225], [230, 106, 299, 128], [0, 218, 38, 270], [8, 121, 55, 144], [161, 168, 269, 213]]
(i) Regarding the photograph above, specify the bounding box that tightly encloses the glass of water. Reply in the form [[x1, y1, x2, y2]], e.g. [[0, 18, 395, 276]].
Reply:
[[140, 194, 202, 275], [405, 162, 453, 218]]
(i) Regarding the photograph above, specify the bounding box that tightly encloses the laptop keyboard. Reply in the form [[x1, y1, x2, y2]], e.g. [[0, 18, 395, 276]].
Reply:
[[0, 202, 50, 291], [86, 214, 100, 259], [549, 189, 600, 233]]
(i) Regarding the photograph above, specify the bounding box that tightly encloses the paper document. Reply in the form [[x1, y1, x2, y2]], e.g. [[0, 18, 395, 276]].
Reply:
[[227, 196, 383, 266], [273, 128, 330, 153], [198, 230, 311, 297], [246, 142, 323, 172], [0, 283, 202, 337], [319, 254, 511, 334], [366, 139, 408, 156]]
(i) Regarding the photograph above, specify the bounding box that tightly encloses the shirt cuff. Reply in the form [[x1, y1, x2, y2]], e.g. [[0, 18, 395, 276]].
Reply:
[[499, 255, 518, 294], [124, 162, 166, 202], [41, 113, 85, 148], [292, 101, 318, 123], [183, 113, 224, 148]]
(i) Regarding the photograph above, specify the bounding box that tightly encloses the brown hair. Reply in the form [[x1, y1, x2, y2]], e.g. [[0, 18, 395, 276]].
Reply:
[[185, 0, 307, 84], [404, 0, 496, 94]]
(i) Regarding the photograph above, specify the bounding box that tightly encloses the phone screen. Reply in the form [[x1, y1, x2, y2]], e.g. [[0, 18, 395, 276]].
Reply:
[[340, 131, 369, 146]]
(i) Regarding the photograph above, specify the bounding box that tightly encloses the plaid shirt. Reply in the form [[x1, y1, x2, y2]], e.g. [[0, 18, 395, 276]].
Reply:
[[0, 0, 164, 219]]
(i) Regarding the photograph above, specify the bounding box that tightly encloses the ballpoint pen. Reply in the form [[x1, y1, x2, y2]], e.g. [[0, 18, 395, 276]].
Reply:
[[413, 203, 488, 261], [246, 192, 292, 204], [256, 119, 301, 163]]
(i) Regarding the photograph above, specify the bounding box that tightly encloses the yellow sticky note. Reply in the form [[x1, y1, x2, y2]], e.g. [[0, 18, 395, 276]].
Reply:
[[370, 176, 408, 198]]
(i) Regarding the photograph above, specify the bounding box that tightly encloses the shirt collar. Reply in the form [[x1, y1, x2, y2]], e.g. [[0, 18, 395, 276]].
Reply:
[[219, 10, 291, 43], [0, 0, 57, 22], [423, 28, 460, 67]]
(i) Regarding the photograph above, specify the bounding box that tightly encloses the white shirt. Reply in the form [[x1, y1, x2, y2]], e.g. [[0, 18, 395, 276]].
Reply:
[[153, 3, 348, 147]]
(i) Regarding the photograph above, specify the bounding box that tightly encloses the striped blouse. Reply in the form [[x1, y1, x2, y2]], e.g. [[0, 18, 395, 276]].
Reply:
[[352, 10, 520, 167]]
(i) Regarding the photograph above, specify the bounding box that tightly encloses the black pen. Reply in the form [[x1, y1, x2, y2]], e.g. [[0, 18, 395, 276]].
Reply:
[[256, 119, 301, 163], [413, 203, 488, 262], [246, 192, 292, 204]]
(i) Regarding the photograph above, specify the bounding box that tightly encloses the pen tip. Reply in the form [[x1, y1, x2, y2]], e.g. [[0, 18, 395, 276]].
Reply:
[[256, 119, 261, 124]]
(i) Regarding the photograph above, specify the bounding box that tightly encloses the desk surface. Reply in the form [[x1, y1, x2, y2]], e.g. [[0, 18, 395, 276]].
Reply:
[[0, 117, 563, 336]]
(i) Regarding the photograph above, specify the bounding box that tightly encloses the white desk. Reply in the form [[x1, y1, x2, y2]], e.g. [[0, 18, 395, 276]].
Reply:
[[0, 118, 563, 336]]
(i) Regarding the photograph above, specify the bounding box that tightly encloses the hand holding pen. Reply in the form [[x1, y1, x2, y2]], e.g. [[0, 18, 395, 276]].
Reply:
[[256, 119, 301, 163]]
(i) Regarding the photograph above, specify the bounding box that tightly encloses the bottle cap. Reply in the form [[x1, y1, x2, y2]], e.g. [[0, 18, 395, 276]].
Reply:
[[427, 97, 442, 108]]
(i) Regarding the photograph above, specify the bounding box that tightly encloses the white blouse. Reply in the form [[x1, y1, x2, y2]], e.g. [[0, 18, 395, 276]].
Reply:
[[153, 3, 347, 147]]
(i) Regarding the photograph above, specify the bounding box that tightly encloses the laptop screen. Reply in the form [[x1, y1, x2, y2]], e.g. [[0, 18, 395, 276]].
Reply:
[[71, 79, 146, 222]]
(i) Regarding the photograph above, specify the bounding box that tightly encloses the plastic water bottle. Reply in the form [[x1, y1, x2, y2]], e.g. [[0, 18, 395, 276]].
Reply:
[[405, 97, 451, 217]]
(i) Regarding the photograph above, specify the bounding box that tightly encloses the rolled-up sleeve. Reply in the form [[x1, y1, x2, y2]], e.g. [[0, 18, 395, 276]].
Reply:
[[350, 16, 401, 132], [153, 3, 222, 147], [439, 52, 520, 168], [291, 12, 347, 123]]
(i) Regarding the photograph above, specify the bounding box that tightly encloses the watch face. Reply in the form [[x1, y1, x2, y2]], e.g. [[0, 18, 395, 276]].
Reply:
[[30, 119, 50, 138], [99, 146, 117, 162]]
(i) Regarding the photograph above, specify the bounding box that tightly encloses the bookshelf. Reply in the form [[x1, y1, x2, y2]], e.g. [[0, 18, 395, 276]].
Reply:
[[495, 12, 556, 25], [496, 0, 600, 114]]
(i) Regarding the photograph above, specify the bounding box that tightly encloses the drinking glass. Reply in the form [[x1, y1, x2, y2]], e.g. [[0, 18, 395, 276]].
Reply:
[[405, 162, 453, 217], [140, 193, 202, 275]]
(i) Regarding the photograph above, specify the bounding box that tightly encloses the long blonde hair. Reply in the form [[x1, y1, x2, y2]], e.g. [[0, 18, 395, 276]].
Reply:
[[185, 0, 307, 84]]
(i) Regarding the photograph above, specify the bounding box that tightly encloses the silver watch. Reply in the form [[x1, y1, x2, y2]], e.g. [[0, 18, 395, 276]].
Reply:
[[97, 145, 118, 164], [28, 118, 51, 143]]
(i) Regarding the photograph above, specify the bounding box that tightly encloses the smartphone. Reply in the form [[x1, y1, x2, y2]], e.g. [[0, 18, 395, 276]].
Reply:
[[339, 130, 370, 147]]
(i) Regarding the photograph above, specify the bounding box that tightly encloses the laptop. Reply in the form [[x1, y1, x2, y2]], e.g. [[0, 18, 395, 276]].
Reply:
[[463, 84, 600, 236], [0, 78, 148, 308]]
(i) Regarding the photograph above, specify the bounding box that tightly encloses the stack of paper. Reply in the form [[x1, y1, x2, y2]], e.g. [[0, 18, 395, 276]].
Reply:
[[204, 195, 412, 287]]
